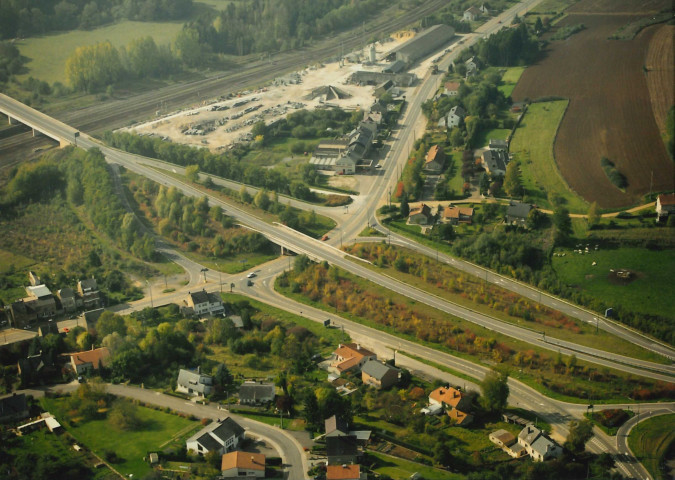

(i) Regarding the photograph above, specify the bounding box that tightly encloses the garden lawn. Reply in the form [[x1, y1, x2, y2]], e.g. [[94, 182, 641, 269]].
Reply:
[[474, 127, 511, 150], [499, 67, 526, 97], [628, 414, 675, 480], [41, 397, 197, 479], [510, 100, 588, 213], [367, 452, 462, 480], [552, 247, 675, 319], [17, 21, 185, 84]]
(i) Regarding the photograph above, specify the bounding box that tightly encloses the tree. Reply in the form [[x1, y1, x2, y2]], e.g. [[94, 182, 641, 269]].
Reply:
[[587, 201, 600, 228], [254, 189, 271, 210], [433, 441, 453, 466], [565, 419, 594, 453], [553, 206, 572, 245], [109, 399, 143, 431], [239, 185, 252, 203], [503, 161, 523, 197], [400, 194, 409, 217], [480, 368, 509, 414], [185, 164, 200, 183]]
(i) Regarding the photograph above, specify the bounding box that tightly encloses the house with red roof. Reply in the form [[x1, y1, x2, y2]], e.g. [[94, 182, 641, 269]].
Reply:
[[68, 347, 111, 375], [221, 451, 265, 478], [330, 343, 377, 374]]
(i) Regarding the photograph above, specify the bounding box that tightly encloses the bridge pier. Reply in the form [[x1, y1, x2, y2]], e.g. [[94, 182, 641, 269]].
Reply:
[[32, 128, 45, 138], [7, 116, 18, 125]]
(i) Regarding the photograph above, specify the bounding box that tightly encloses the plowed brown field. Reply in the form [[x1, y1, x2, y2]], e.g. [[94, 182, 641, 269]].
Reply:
[[644, 24, 674, 134], [512, 0, 674, 208]]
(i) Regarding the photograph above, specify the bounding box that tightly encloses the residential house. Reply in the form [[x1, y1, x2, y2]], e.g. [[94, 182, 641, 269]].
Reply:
[[183, 289, 224, 317], [325, 414, 349, 437], [186, 417, 245, 456], [18, 352, 56, 386], [444, 81, 460, 96], [506, 201, 533, 226], [489, 139, 509, 151], [177, 368, 213, 398], [326, 434, 361, 465], [69, 347, 111, 375], [444, 105, 466, 129], [310, 122, 377, 174], [330, 343, 377, 374], [77, 278, 102, 310], [518, 425, 563, 462], [490, 429, 527, 458], [361, 359, 400, 390], [465, 56, 480, 77], [327, 464, 364, 480], [28, 271, 41, 286], [57, 288, 78, 313], [221, 451, 265, 479], [656, 193, 675, 222], [25, 285, 56, 319], [442, 205, 474, 225], [239, 381, 275, 405], [447, 407, 474, 426], [423, 145, 445, 174], [463, 6, 482, 21], [482, 149, 508, 176], [6, 299, 37, 327], [407, 204, 434, 225], [0, 393, 30, 424]]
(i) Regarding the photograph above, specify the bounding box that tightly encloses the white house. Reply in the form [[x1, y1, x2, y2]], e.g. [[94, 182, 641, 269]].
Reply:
[[184, 290, 224, 316], [446, 105, 466, 128], [463, 6, 482, 21], [186, 418, 245, 456], [518, 425, 563, 462], [177, 368, 213, 397], [656, 193, 675, 222]]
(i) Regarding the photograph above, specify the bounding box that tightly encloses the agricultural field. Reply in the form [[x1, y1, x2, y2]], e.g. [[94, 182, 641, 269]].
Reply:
[[16, 21, 185, 85], [644, 24, 674, 136], [512, 0, 674, 209], [551, 246, 675, 319], [628, 414, 675, 480], [509, 100, 589, 212]]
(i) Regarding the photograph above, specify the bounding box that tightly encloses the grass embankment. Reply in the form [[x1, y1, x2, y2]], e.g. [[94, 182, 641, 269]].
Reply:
[[276, 263, 667, 404], [41, 396, 198, 479], [367, 452, 462, 480], [344, 243, 667, 364], [552, 247, 675, 320], [17, 21, 185, 85], [510, 100, 588, 213], [628, 414, 675, 480]]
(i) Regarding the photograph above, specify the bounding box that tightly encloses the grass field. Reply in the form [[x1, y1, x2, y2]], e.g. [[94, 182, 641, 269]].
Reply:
[[368, 452, 462, 480], [474, 127, 511, 150], [628, 414, 675, 480], [510, 100, 588, 212], [530, 0, 576, 13], [17, 21, 185, 84], [499, 66, 526, 97], [552, 246, 675, 319], [41, 397, 197, 479]]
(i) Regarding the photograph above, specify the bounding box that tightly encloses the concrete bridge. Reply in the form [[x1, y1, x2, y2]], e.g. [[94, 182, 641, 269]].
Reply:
[[0, 93, 79, 146]]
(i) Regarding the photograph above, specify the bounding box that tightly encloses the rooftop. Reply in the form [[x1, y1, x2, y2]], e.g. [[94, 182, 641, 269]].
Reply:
[[221, 451, 265, 472], [69, 347, 111, 369], [361, 359, 398, 380], [327, 464, 361, 480]]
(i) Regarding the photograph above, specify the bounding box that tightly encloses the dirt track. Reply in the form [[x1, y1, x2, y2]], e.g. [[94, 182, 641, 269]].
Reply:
[[512, 1, 674, 208]]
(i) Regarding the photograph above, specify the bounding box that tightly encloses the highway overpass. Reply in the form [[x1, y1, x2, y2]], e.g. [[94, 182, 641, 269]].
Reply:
[[0, 94, 79, 146]]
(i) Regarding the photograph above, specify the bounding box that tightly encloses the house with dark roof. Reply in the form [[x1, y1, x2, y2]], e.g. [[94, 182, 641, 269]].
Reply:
[[18, 353, 56, 386], [221, 451, 265, 478], [77, 278, 101, 310], [361, 359, 400, 390], [239, 381, 275, 405], [183, 290, 224, 317], [0, 393, 29, 424], [506, 201, 533, 226], [69, 347, 111, 375], [326, 434, 361, 465], [330, 343, 377, 374], [489, 139, 509, 151], [482, 149, 508, 176], [177, 368, 213, 397], [518, 425, 563, 461], [57, 287, 78, 313], [186, 417, 245, 455], [465, 56, 481, 77], [656, 193, 675, 222], [25, 285, 56, 319], [423, 144, 445, 174], [325, 414, 349, 437]]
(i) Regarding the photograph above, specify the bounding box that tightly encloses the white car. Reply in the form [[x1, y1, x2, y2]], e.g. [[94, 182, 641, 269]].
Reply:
[[246, 272, 256, 278]]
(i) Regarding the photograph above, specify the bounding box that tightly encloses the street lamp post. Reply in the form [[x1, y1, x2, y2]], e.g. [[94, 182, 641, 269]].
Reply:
[[146, 280, 154, 308]]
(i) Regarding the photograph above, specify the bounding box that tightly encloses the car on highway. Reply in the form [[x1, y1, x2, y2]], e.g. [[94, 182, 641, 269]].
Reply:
[[375, 164, 382, 169], [246, 272, 256, 278], [321, 235, 329, 241]]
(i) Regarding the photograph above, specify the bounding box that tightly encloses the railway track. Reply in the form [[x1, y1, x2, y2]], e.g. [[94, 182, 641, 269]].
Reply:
[[53, 0, 449, 134]]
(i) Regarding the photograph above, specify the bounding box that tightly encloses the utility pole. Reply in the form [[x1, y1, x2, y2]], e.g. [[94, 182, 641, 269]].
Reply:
[[146, 280, 154, 308]]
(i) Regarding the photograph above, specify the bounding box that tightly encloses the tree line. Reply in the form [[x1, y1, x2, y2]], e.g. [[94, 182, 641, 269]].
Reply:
[[0, 0, 193, 39]]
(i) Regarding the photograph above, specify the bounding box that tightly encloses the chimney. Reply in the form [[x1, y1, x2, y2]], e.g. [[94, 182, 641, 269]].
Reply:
[[91, 344, 94, 351], [197, 366, 200, 374], [356, 344, 360, 350]]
